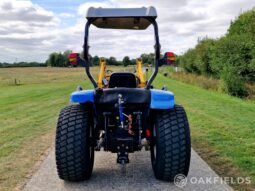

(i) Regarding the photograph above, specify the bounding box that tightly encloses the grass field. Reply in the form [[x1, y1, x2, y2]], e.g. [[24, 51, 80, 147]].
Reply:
[[0, 67, 255, 191]]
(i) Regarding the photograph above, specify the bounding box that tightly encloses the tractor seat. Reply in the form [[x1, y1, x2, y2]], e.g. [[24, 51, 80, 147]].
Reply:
[[108, 72, 137, 88]]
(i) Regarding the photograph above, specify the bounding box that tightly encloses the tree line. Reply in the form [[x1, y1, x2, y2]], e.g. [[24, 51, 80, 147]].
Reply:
[[0, 52, 156, 68], [179, 8, 255, 97], [45, 51, 156, 67], [0, 62, 46, 68]]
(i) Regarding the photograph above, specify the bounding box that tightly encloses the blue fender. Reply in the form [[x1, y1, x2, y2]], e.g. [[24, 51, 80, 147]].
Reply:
[[150, 89, 175, 109], [70, 90, 94, 103]]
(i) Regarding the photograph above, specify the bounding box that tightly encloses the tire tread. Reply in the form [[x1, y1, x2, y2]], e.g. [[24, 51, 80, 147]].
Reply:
[[55, 104, 94, 181], [152, 105, 191, 181]]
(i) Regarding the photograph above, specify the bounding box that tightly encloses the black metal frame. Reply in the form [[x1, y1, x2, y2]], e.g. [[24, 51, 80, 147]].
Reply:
[[83, 17, 161, 89]]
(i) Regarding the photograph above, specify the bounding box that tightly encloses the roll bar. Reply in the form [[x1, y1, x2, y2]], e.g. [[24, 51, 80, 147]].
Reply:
[[82, 17, 161, 89]]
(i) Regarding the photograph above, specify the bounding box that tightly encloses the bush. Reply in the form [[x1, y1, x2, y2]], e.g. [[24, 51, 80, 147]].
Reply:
[[220, 66, 247, 97], [228, 8, 255, 37], [194, 39, 215, 75], [210, 34, 254, 80], [180, 38, 215, 75], [180, 48, 199, 73], [179, 8, 255, 98]]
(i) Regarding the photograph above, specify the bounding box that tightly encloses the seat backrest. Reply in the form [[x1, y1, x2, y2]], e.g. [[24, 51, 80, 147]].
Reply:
[[108, 72, 137, 88]]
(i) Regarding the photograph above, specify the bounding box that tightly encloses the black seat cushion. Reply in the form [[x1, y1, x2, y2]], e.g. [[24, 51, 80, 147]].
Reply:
[[108, 72, 137, 88]]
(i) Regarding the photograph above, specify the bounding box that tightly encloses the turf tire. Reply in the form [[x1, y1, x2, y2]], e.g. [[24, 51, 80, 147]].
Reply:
[[151, 104, 191, 181], [55, 104, 94, 181]]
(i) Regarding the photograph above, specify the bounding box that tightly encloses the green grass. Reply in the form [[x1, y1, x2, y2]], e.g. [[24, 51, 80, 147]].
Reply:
[[0, 68, 94, 191], [154, 74, 255, 190], [0, 67, 254, 190]]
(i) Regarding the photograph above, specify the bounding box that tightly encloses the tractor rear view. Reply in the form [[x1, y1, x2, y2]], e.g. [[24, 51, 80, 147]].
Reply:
[[55, 7, 191, 182]]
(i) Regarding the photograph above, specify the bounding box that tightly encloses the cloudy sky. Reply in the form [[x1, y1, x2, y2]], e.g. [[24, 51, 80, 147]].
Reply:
[[0, 0, 254, 63]]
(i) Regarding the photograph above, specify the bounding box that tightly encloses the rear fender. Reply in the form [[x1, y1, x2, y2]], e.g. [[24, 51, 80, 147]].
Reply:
[[150, 89, 174, 109], [70, 90, 94, 103]]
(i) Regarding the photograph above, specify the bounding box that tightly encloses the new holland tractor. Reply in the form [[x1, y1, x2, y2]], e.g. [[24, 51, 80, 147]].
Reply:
[[55, 7, 191, 182]]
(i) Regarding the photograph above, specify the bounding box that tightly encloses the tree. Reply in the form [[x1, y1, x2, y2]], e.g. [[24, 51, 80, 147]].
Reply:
[[211, 34, 254, 81], [141, 53, 154, 65], [107, 57, 119, 65], [228, 8, 255, 38], [56, 53, 65, 67], [92, 55, 100, 66], [122, 56, 131, 67], [130, 59, 136, 65], [46, 52, 66, 67], [46, 52, 58, 67]]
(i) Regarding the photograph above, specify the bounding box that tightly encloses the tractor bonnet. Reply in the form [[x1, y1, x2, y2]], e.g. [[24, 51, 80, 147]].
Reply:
[[86, 7, 157, 30]]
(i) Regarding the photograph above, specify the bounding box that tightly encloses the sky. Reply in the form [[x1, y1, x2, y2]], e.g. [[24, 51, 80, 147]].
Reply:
[[0, 0, 254, 63]]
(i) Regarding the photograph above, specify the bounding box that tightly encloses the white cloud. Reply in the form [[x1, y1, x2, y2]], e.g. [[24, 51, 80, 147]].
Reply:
[[0, 0, 60, 62], [58, 13, 75, 18], [78, 2, 113, 16], [0, 0, 254, 62]]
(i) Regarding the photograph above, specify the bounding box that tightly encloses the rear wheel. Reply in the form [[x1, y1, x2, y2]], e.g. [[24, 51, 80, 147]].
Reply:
[[55, 104, 94, 181], [151, 105, 191, 181]]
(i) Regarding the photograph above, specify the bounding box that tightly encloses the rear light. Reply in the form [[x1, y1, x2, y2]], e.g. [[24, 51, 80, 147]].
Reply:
[[146, 129, 151, 137]]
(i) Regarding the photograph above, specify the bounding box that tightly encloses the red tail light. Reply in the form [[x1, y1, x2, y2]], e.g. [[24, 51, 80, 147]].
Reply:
[[146, 129, 151, 137]]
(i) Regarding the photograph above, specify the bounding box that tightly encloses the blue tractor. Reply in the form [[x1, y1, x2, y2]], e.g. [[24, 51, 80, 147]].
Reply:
[[55, 7, 191, 181]]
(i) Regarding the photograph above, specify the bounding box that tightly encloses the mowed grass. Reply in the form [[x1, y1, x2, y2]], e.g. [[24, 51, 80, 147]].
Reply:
[[0, 67, 93, 191], [0, 67, 254, 190], [155, 74, 255, 190]]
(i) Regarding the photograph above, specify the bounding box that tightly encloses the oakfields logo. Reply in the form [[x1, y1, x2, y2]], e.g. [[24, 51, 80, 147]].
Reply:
[[174, 174, 187, 188], [174, 174, 251, 188]]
